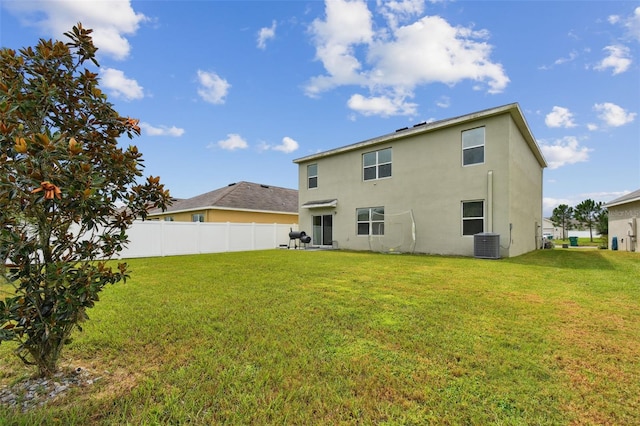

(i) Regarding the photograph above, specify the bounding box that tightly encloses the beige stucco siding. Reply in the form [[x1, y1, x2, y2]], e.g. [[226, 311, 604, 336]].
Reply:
[[506, 117, 544, 256], [298, 112, 542, 257], [608, 201, 639, 252]]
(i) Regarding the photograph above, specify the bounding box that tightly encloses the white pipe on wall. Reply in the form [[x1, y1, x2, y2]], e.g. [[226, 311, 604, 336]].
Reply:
[[487, 170, 493, 233]]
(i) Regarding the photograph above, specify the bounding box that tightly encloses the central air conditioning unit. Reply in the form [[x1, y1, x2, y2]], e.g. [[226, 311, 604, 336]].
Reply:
[[474, 233, 501, 259]]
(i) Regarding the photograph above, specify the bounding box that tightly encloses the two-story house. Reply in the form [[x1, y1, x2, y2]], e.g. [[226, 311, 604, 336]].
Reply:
[[293, 103, 547, 258]]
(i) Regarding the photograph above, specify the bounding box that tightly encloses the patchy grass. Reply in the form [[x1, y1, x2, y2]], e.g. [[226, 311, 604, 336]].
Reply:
[[1, 249, 639, 424]]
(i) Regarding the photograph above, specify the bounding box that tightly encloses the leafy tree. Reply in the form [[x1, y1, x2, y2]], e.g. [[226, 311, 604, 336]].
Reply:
[[550, 204, 574, 239], [595, 208, 608, 236], [574, 199, 603, 242], [0, 24, 171, 377], [595, 208, 609, 248]]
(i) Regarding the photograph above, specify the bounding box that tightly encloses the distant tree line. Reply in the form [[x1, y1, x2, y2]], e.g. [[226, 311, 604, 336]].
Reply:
[[550, 199, 608, 242]]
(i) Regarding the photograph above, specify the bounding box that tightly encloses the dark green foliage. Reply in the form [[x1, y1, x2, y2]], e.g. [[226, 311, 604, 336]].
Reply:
[[574, 199, 604, 242], [0, 24, 171, 376], [550, 204, 573, 239]]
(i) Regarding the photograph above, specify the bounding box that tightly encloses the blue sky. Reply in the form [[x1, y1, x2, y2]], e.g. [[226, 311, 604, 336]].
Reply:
[[1, 0, 638, 216]]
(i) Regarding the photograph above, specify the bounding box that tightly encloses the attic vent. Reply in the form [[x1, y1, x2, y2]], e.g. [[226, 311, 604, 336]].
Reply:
[[413, 122, 426, 127], [395, 127, 408, 132], [260, 184, 270, 188], [473, 233, 500, 259], [228, 182, 236, 186]]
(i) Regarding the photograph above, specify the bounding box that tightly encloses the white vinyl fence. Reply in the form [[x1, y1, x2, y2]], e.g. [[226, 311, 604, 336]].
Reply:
[[116, 221, 299, 259]]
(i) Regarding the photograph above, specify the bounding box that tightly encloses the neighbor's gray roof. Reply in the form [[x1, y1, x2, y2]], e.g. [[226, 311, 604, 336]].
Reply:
[[293, 103, 547, 169], [605, 188, 640, 208], [149, 181, 298, 215]]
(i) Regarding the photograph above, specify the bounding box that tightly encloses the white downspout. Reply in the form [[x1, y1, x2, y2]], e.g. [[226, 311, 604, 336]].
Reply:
[[487, 170, 493, 233]]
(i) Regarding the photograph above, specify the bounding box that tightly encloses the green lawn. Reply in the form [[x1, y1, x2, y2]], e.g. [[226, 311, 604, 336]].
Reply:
[[1, 249, 639, 425], [553, 236, 607, 247]]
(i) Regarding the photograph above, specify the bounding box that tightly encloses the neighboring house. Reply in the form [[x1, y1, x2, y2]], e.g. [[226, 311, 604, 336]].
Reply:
[[293, 103, 547, 258], [605, 188, 640, 252], [542, 218, 562, 240], [147, 181, 298, 225]]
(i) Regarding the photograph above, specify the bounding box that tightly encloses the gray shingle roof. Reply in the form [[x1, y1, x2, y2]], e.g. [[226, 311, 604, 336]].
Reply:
[[605, 188, 640, 208], [150, 181, 298, 215]]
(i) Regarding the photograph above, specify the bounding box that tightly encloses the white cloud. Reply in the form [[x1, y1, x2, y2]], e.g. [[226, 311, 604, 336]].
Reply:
[[436, 96, 451, 108], [545, 106, 576, 128], [347, 94, 417, 117], [614, 7, 640, 42], [554, 50, 578, 66], [273, 137, 299, 153], [543, 197, 572, 216], [305, 0, 509, 117], [593, 102, 636, 127], [586, 123, 598, 131], [544, 191, 632, 217], [100, 68, 144, 101], [582, 190, 632, 202], [197, 70, 231, 104], [259, 137, 300, 153], [594, 45, 632, 75], [215, 134, 248, 151], [626, 7, 640, 41], [257, 20, 277, 49], [539, 136, 591, 169], [4, 0, 146, 60], [376, 0, 425, 30], [140, 122, 185, 137], [306, 0, 374, 96]]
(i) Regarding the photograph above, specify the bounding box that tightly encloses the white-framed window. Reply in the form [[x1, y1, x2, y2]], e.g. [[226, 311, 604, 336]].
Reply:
[[307, 163, 318, 189], [363, 148, 392, 181], [164, 216, 174, 222], [462, 127, 485, 166], [357, 207, 385, 236], [192, 213, 204, 222], [462, 201, 484, 235]]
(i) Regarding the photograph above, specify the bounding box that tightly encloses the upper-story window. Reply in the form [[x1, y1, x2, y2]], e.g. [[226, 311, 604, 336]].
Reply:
[[307, 163, 318, 189], [363, 148, 392, 181], [462, 127, 485, 166]]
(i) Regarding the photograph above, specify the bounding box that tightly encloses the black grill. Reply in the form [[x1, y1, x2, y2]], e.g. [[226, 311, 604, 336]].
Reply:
[[289, 229, 311, 249]]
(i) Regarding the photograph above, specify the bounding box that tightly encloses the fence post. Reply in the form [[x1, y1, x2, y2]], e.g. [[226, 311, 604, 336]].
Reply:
[[160, 220, 165, 257], [273, 223, 277, 248], [251, 223, 256, 250]]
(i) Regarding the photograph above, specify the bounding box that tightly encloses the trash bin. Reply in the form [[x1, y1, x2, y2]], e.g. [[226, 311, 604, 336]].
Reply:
[[612, 237, 618, 251], [569, 236, 578, 247]]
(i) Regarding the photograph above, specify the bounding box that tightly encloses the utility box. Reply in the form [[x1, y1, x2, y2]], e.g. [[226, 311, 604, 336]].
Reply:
[[474, 233, 501, 259]]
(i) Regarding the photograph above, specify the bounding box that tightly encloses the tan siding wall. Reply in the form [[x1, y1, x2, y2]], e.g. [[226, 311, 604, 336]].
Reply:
[[298, 113, 543, 257], [506, 117, 544, 256], [152, 210, 298, 224], [608, 201, 640, 252]]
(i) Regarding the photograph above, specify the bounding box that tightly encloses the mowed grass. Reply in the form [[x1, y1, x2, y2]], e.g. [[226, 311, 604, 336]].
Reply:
[[1, 249, 639, 425]]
